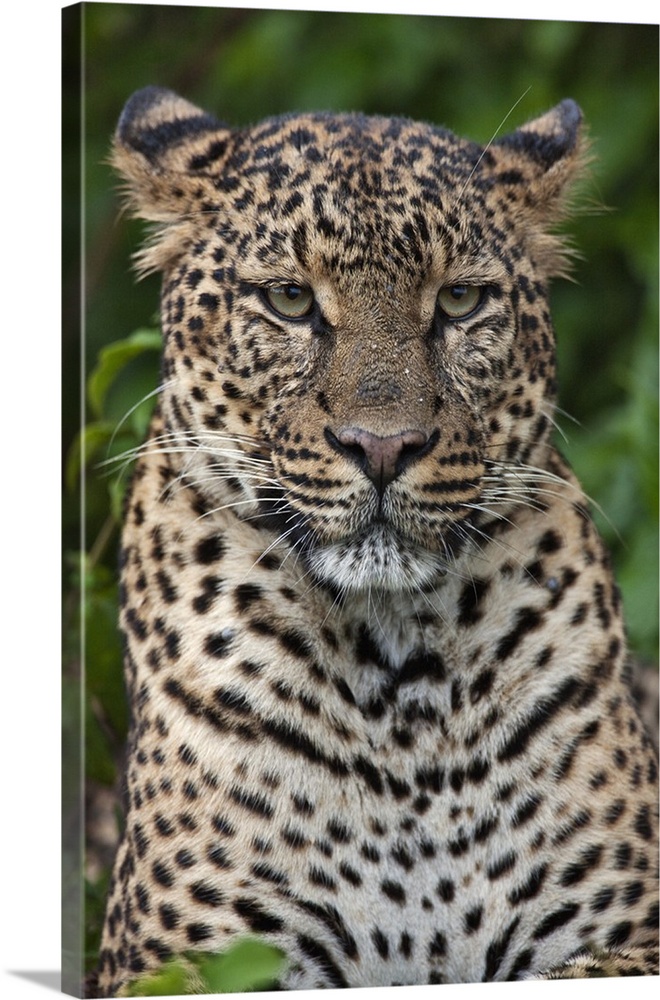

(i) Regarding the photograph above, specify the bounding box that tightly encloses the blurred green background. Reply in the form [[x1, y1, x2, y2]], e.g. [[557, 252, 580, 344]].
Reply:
[[62, 2, 658, 985]]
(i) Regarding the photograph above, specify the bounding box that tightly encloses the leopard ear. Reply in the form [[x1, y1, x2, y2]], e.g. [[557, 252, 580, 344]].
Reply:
[[112, 87, 231, 273], [497, 100, 583, 169], [492, 100, 590, 275], [494, 100, 589, 214]]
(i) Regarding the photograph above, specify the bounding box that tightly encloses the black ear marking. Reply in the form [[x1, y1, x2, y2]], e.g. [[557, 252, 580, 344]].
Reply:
[[496, 99, 583, 169], [116, 86, 224, 165]]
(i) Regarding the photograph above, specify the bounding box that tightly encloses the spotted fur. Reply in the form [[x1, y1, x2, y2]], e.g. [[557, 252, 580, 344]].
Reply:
[[95, 87, 658, 994]]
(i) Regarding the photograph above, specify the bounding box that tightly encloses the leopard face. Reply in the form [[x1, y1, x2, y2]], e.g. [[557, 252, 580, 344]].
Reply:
[[114, 88, 583, 593]]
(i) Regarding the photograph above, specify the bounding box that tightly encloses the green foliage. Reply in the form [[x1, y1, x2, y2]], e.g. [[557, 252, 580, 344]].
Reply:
[[124, 939, 287, 996], [65, 326, 162, 762], [63, 329, 162, 976], [560, 327, 659, 656], [85, 872, 112, 974], [87, 328, 162, 421], [67, 328, 161, 519]]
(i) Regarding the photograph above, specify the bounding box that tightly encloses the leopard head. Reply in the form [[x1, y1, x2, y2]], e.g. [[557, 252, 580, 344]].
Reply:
[[113, 87, 586, 592]]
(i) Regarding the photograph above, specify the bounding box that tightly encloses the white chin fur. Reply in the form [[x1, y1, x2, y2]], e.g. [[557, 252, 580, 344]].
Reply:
[[307, 525, 446, 593]]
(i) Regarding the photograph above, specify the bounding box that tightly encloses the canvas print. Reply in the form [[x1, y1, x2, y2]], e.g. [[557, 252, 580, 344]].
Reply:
[[62, 3, 659, 996]]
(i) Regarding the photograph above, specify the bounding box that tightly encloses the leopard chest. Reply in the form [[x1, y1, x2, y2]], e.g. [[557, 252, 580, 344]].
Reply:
[[127, 652, 598, 988]]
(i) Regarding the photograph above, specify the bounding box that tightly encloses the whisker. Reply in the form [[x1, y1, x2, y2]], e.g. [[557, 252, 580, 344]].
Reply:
[[106, 379, 173, 453], [460, 518, 531, 573], [456, 87, 532, 202]]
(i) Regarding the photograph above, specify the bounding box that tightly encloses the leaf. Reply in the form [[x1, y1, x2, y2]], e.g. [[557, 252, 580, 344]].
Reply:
[[124, 960, 189, 996], [196, 938, 287, 992], [87, 328, 161, 418], [108, 471, 129, 524], [123, 939, 287, 996], [65, 421, 116, 493]]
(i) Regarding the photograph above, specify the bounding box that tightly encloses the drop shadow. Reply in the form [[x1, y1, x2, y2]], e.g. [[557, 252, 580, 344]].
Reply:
[[9, 971, 61, 992]]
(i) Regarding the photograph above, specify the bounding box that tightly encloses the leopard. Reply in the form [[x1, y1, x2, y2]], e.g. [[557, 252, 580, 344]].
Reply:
[[94, 86, 658, 995]]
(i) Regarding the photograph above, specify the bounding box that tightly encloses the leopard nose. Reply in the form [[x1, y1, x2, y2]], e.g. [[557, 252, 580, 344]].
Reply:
[[325, 426, 431, 493]]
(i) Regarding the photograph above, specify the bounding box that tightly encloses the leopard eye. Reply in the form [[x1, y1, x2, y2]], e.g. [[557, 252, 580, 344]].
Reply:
[[437, 285, 483, 319], [264, 284, 315, 319]]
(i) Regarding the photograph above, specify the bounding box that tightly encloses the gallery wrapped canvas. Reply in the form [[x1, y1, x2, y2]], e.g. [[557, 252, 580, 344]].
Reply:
[[62, 3, 658, 997]]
